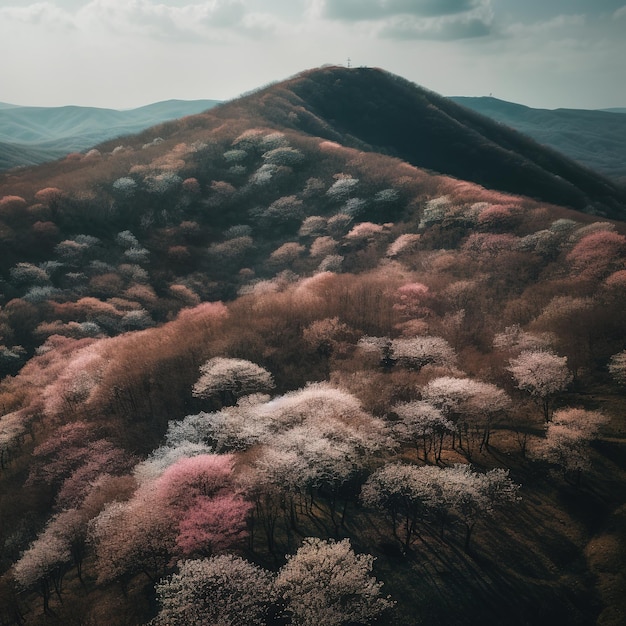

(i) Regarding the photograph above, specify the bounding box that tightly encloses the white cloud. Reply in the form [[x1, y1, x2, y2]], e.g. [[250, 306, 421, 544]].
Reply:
[[0, 2, 74, 28], [613, 5, 626, 19], [323, 0, 489, 21], [379, 13, 492, 40]]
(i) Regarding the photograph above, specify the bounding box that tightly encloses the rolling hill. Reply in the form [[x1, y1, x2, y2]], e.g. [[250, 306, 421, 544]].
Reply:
[[0, 66, 625, 626], [451, 96, 626, 183], [0, 99, 220, 171]]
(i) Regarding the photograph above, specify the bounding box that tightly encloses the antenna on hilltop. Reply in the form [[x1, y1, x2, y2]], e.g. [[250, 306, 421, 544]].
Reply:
[[347, 57, 351, 68]]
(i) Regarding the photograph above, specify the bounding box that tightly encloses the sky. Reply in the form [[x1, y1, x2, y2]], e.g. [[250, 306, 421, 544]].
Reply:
[[1, 0, 625, 110]]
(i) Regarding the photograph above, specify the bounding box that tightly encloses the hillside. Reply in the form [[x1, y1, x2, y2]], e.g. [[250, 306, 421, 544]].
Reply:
[[451, 96, 626, 183], [0, 66, 626, 626], [0, 99, 220, 171]]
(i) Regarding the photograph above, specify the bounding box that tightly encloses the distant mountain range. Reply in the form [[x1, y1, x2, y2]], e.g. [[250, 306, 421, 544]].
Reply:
[[0, 99, 220, 170], [451, 97, 626, 183]]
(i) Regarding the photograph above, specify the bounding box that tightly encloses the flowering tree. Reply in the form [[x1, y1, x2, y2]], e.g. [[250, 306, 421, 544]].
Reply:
[[441, 464, 520, 552], [390, 336, 456, 371], [361, 463, 520, 552], [275, 537, 394, 626], [89, 493, 176, 585], [0, 410, 28, 470], [152, 555, 275, 626], [192, 357, 274, 406], [12, 509, 88, 612], [508, 350, 573, 421], [421, 377, 511, 455], [531, 408, 609, 485], [176, 493, 252, 557], [326, 176, 359, 201], [391, 400, 454, 462], [492, 324, 554, 354], [55, 440, 135, 509], [393, 282, 433, 319], [608, 350, 626, 385], [361, 463, 446, 550]]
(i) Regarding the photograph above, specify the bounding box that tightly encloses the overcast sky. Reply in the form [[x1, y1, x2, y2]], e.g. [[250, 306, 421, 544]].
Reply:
[[1, 0, 625, 110]]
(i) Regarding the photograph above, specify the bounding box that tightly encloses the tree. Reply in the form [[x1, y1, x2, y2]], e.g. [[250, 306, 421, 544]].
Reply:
[[176, 493, 253, 558], [391, 400, 453, 462], [152, 555, 275, 626], [309, 236, 339, 258], [421, 377, 510, 455], [361, 463, 520, 553], [12, 510, 88, 613], [608, 350, 626, 385], [441, 464, 520, 553], [192, 357, 274, 406], [531, 408, 609, 485], [275, 537, 394, 626], [361, 463, 445, 550], [89, 493, 176, 585], [508, 350, 573, 421], [390, 335, 456, 370]]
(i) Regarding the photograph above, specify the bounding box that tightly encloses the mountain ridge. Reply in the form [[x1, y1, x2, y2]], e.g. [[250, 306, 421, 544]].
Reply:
[[0, 99, 220, 170], [451, 95, 626, 183], [207, 66, 626, 219]]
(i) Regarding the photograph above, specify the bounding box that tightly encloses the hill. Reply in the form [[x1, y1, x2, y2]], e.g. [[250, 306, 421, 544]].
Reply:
[[0, 66, 625, 626], [451, 96, 626, 183], [0, 99, 220, 171]]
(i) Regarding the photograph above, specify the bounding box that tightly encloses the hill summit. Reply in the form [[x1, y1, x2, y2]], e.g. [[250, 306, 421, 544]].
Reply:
[[212, 66, 626, 219]]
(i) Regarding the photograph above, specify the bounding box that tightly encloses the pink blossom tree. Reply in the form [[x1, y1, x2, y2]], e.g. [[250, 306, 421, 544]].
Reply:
[[176, 493, 253, 558]]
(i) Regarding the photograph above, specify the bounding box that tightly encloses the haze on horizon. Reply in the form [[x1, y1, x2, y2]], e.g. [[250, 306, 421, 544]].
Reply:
[[1, 0, 625, 111]]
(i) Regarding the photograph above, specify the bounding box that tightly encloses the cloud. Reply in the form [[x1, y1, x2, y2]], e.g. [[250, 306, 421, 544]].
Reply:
[[614, 5, 626, 19], [0, 2, 74, 28], [380, 14, 492, 40], [323, 0, 487, 21], [319, 0, 493, 40], [0, 1, 263, 42]]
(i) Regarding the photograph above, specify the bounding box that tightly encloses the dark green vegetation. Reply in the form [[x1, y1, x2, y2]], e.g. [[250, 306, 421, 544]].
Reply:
[[451, 96, 626, 185], [0, 100, 220, 171], [0, 66, 625, 625]]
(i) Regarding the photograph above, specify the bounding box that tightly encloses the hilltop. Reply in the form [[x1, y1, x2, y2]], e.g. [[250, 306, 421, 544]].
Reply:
[[0, 66, 625, 626]]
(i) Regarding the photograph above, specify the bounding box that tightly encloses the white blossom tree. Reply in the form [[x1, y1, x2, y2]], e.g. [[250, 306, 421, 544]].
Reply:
[[12, 509, 88, 613], [608, 350, 626, 385], [421, 377, 511, 455], [391, 400, 453, 462], [390, 336, 456, 371], [361, 463, 520, 552], [192, 357, 274, 406], [508, 350, 573, 421], [275, 537, 394, 626], [152, 555, 275, 626]]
